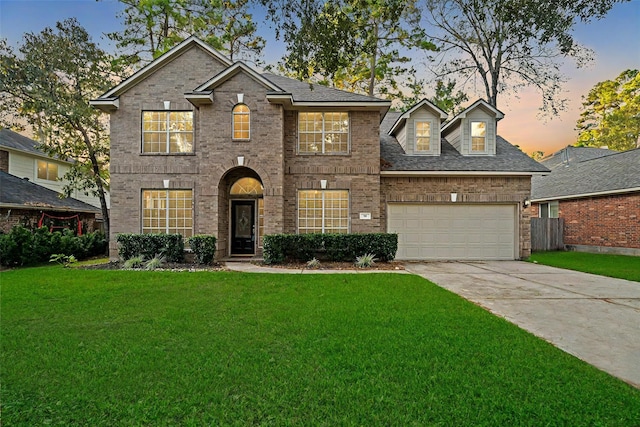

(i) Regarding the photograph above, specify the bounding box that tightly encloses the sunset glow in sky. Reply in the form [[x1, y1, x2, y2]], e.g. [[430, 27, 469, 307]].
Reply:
[[1, 0, 639, 156]]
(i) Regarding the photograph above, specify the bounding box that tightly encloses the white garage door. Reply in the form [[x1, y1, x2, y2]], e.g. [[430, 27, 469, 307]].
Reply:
[[388, 204, 517, 260]]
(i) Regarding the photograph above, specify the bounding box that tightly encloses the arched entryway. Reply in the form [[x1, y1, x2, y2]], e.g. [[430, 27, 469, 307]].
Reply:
[[219, 168, 264, 256]]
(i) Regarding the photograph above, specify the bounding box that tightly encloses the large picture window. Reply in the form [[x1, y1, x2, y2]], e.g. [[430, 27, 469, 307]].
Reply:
[[471, 121, 487, 152], [142, 111, 193, 153], [298, 112, 349, 154], [298, 190, 349, 234], [142, 190, 193, 237], [37, 160, 58, 181], [232, 104, 250, 140]]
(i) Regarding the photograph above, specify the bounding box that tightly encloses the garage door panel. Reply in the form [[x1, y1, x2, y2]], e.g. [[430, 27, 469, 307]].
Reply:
[[388, 204, 516, 260]]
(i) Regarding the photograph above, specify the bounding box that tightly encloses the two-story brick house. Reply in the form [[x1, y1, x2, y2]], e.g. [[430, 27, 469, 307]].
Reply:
[[91, 37, 547, 261]]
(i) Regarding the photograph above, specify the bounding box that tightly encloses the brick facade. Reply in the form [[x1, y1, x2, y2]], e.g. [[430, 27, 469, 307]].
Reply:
[[381, 176, 533, 258], [104, 41, 537, 261], [0, 150, 8, 173], [532, 193, 640, 250]]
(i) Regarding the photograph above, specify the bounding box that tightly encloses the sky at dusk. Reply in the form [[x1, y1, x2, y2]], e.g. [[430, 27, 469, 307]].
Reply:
[[1, 0, 639, 156]]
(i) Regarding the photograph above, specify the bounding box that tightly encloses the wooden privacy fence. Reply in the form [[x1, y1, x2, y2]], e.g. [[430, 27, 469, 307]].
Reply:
[[531, 218, 564, 251]]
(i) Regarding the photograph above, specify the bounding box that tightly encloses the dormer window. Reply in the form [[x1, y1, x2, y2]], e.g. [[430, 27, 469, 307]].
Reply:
[[471, 121, 487, 152], [415, 121, 432, 151], [233, 104, 250, 140]]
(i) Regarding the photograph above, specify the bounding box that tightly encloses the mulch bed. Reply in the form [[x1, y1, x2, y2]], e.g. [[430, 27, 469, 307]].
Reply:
[[79, 261, 228, 272], [258, 261, 405, 271]]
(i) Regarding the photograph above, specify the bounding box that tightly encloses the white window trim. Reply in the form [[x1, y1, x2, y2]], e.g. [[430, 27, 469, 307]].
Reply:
[[232, 104, 251, 141], [538, 201, 559, 218], [297, 112, 350, 154], [142, 111, 194, 154], [297, 189, 350, 234], [414, 119, 435, 153], [141, 189, 194, 236], [469, 119, 489, 154], [35, 160, 59, 182]]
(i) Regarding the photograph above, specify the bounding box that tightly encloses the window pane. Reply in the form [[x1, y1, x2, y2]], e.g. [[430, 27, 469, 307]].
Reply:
[[233, 104, 250, 140], [142, 189, 193, 236], [471, 121, 486, 152], [143, 111, 193, 153], [416, 121, 431, 151], [37, 160, 47, 180], [297, 190, 348, 234]]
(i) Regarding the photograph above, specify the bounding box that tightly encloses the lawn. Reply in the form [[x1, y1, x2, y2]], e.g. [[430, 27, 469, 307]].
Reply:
[[528, 251, 640, 282], [2, 267, 639, 425]]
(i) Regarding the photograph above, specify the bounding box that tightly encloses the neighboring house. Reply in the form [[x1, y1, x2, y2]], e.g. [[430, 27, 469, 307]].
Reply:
[[91, 36, 548, 261], [0, 128, 110, 210], [0, 170, 100, 234], [531, 147, 640, 255]]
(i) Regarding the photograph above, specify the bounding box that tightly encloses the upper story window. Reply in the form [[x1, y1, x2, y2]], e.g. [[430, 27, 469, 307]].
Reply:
[[37, 160, 58, 181], [142, 111, 193, 153], [233, 104, 250, 140], [298, 112, 349, 154], [471, 121, 487, 152], [415, 121, 431, 151]]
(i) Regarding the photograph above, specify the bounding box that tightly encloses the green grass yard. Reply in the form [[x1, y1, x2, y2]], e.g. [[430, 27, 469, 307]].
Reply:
[[2, 267, 639, 425], [528, 251, 640, 282]]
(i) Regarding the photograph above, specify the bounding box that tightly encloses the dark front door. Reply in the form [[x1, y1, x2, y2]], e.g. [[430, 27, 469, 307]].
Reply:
[[231, 200, 255, 255]]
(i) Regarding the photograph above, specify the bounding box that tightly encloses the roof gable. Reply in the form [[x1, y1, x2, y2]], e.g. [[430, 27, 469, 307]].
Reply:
[[94, 36, 232, 100], [388, 99, 448, 136], [195, 62, 282, 92], [441, 99, 504, 135]]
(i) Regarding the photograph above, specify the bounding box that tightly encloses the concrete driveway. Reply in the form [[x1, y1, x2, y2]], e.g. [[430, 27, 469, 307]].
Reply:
[[404, 261, 640, 388]]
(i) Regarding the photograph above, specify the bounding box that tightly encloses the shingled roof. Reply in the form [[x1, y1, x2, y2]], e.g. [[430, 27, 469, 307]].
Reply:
[[0, 171, 99, 213], [1, 128, 45, 157], [540, 146, 617, 170], [380, 112, 549, 174], [531, 148, 640, 201], [263, 73, 390, 104]]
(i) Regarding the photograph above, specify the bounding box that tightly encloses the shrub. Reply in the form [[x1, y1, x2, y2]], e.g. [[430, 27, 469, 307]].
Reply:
[[0, 225, 107, 267], [144, 254, 166, 270], [263, 233, 397, 264], [355, 253, 377, 268], [116, 233, 184, 263], [123, 256, 145, 269], [306, 257, 321, 269], [187, 235, 217, 265]]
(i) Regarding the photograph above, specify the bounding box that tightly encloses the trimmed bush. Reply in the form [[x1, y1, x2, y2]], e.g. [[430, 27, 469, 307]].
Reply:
[[187, 235, 217, 265], [116, 233, 184, 263], [263, 233, 398, 264], [0, 225, 107, 267]]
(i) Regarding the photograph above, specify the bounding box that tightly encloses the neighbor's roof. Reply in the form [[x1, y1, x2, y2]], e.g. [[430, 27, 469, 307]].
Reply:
[[380, 112, 549, 174], [539, 146, 617, 170], [531, 148, 640, 201], [0, 171, 99, 213], [1, 129, 47, 158]]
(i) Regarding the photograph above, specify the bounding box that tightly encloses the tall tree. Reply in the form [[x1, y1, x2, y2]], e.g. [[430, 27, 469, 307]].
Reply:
[[108, 0, 264, 66], [261, 0, 436, 97], [421, 0, 626, 116], [0, 19, 120, 240], [576, 69, 639, 151]]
